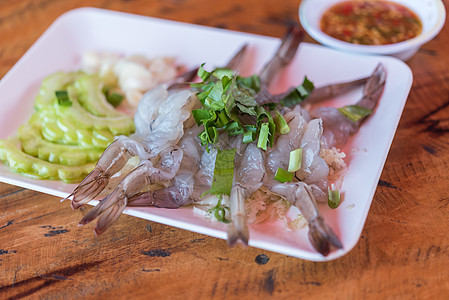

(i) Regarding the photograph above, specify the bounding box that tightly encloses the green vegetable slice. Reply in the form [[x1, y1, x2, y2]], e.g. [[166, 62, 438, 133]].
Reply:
[[288, 148, 303, 172], [55, 90, 72, 106], [208, 148, 236, 196], [274, 111, 290, 134], [338, 105, 373, 122], [207, 195, 230, 223], [280, 77, 314, 107], [328, 187, 341, 209], [274, 167, 294, 183], [0, 138, 95, 183]]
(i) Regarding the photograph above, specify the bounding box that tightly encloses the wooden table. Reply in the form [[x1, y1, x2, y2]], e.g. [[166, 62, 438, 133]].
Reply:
[[1, 0, 448, 298]]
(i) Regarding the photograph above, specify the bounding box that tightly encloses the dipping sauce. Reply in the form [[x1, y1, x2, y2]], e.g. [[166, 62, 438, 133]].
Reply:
[[320, 0, 423, 45]]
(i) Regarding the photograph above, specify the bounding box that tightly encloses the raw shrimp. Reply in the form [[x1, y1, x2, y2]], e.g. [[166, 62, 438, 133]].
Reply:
[[79, 145, 184, 234], [266, 106, 309, 175], [66, 86, 197, 210], [66, 45, 249, 233], [226, 25, 304, 246], [312, 63, 387, 148], [116, 45, 252, 210], [271, 182, 342, 256], [228, 143, 266, 246], [127, 126, 205, 209], [269, 63, 386, 255], [256, 73, 369, 106]]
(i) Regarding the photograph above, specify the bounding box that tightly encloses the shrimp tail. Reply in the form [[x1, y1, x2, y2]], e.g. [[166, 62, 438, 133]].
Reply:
[[227, 184, 249, 246], [67, 166, 109, 209], [65, 136, 139, 209], [308, 215, 343, 256], [357, 63, 387, 111], [79, 187, 128, 235]]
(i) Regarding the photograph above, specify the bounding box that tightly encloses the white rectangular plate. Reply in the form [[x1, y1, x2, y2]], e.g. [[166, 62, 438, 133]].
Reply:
[[0, 7, 412, 261]]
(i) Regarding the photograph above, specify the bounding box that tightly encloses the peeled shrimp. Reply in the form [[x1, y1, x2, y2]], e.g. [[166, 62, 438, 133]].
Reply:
[[127, 126, 205, 209], [312, 63, 387, 148], [271, 182, 342, 256], [228, 143, 266, 246], [269, 63, 387, 255], [227, 25, 304, 246], [79, 145, 184, 234]]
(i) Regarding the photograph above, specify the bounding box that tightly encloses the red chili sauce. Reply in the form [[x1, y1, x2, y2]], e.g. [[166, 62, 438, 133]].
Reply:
[[320, 0, 423, 45]]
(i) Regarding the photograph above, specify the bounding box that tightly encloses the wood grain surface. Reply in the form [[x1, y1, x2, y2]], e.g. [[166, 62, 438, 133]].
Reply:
[[1, 0, 449, 299]]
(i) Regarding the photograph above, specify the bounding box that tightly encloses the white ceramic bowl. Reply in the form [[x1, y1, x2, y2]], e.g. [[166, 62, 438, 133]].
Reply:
[[299, 0, 446, 61]]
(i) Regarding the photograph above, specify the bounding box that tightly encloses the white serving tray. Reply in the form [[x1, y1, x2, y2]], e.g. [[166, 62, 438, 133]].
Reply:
[[0, 7, 412, 261]]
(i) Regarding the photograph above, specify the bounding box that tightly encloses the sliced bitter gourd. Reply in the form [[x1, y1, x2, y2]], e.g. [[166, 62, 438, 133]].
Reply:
[[35, 71, 83, 110], [40, 116, 115, 149], [74, 74, 123, 117], [0, 138, 95, 183], [18, 123, 103, 166], [48, 86, 134, 134]]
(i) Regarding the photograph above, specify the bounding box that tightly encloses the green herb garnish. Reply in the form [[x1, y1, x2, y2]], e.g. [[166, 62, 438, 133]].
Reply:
[[274, 111, 290, 134], [191, 64, 277, 150], [274, 167, 294, 183], [288, 148, 303, 172], [328, 187, 341, 209], [55, 90, 72, 106], [280, 76, 314, 107], [338, 105, 372, 122], [208, 148, 237, 196], [207, 195, 230, 223]]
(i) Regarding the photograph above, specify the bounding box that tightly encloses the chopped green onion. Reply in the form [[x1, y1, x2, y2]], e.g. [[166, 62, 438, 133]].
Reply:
[[55, 90, 71, 106], [223, 121, 244, 136], [106, 92, 124, 107], [257, 122, 270, 150], [216, 110, 229, 127], [197, 63, 211, 81], [207, 195, 230, 223], [338, 105, 373, 122], [274, 111, 290, 134], [274, 167, 294, 183], [288, 148, 303, 172], [212, 68, 234, 80], [256, 106, 275, 148], [208, 148, 236, 196], [328, 187, 341, 209], [242, 125, 257, 143]]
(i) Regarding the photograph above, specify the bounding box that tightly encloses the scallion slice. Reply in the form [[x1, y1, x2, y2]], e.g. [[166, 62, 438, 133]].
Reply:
[[274, 111, 290, 134], [274, 167, 294, 183], [257, 122, 270, 150], [328, 187, 341, 209], [288, 148, 303, 172], [55, 90, 71, 106]]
